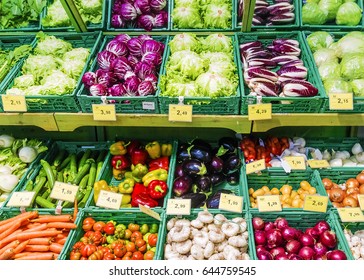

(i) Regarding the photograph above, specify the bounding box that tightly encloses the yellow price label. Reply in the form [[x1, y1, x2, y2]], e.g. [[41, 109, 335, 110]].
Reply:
[[307, 159, 330, 169], [246, 159, 266, 174], [168, 104, 193, 122], [6, 191, 35, 207], [303, 195, 328, 213], [139, 204, 161, 221], [92, 104, 116, 121], [218, 193, 243, 213], [337, 207, 364, 222], [329, 93, 353, 110], [257, 195, 282, 212], [1, 95, 27, 112], [166, 199, 191, 215], [96, 190, 122, 210], [284, 156, 306, 170], [358, 195, 364, 211], [50, 181, 79, 203], [248, 103, 272, 121]]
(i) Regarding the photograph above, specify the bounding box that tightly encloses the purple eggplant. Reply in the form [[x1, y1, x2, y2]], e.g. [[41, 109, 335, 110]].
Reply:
[[209, 156, 224, 173], [248, 58, 277, 68], [248, 78, 280, 97], [190, 138, 213, 151], [218, 137, 238, 154], [244, 67, 278, 82], [226, 170, 240, 186], [194, 175, 212, 192], [210, 173, 226, 187], [239, 41, 262, 53], [282, 80, 318, 97], [206, 190, 232, 209], [173, 175, 193, 197], [271, 55, 300, 65], [182, 159, 207, 176], [268, 12, 295, 24], [180, 193, 207, 208], [277, 65, 307, 79], [177, 143, 191, 163], [188, 145, 212, 164], [271, 43, 301, 56], [174, 164, 185, 177], [223, 154, 242, 174]]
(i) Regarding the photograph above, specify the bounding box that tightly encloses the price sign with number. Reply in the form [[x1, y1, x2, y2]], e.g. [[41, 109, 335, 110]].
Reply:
[[218, 193, 243, 213], [337, 207, 364, 222], [358, 194, 364, 211], [248, 103, 272, 121], [166, 199, 191, 215], [257, 195, 282, 212], [329, 93, 353, 110], [307, 159, 330, 169], [246, 159, 266, 174], [303, 195, 328, 213], [7, 191, 35, 207], [168, 104, 193, 122], [96, 190, 122, 210], [92, 104, 117, 121], [284, 156, 306, 170], [1, 95, 27, 112], [139, 204, 161, 221], [50, 181, 79, 203]]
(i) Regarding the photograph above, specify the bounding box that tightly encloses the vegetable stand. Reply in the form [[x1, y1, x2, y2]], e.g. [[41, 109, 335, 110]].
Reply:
[[0, 0, 364, 263]]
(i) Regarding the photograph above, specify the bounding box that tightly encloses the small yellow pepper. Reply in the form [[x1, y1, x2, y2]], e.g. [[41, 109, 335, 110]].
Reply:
[[161, 143, 173, 157], [145, 141, 161, 159], [93, 180, 110, 203], [142, 168, 168, 186], [118, 178, 135, 194]]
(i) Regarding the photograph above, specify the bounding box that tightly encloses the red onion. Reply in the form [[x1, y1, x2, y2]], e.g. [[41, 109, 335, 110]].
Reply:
[[264, 222, 275, 232], [274, 217, 289, 229], [254, 230, 266, 245], [285, 240, 301, 254], [314, 254, 327, 260], [313, 242, 328, 257], [288, 254, 303, 260], [282, 226, 296, 241], [299, 246, 315, 260], [266, 229, 284, 249], [320, 230, 337, 249], [314, 221, 331, 235], [252, 217, 265, 230], [295, 229, 304, 239], [305, 227, 320, 241], [299, 233, 315, 247], [326, 250, 347, 260], [257, 250, 273, 260], [270, 247, 286, 258], [275, 253, 289, 260]]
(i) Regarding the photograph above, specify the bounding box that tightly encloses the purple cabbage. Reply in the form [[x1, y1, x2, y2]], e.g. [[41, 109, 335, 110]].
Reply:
[[106, 40, 129, 57], [96, 69, 118, 87], [108, 84, 127, 96], [150, 0, 166, 12], [141, 40, 164, 55], [154, 10, 168, 27], [89, 84, 107, 96], [111, 14, 126, 28], [120, 3, 138, 21], [114, 34, 131, 44], [137, 81, 155, 96], [134, 0, 151, 14], [82, 72, 97, 88], [141, 51, 162, 66], [127, 37, 143, 57], [134, 61, 156, 80], [97, 50, 117, 70], [125, 76, 141, 96], [137, 14, 155, 32], [110, 57, 133, 80]]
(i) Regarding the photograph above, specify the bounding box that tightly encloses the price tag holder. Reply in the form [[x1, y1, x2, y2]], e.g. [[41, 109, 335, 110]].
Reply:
[[307, 159, 330, 169], [6, 191, 35, 207], [303, 195, 328, 213], [139, 204, 161, 221], [248, 103, 272, 121], [329, 93, 353, 110], [358, 194, 364, 211], [166, 199, 191, 215], [284, 156, 306, 170], [257, 195, 282, 212], [96, 190, 122, 210], [1, 95, 27, 112], [168, 104, 193, 122], [92, 104, 117, 121], [50, 181, 79, 203], [246, 159, 266, 174], [218, 193, 243, 213], [337, 207, 364, 222]]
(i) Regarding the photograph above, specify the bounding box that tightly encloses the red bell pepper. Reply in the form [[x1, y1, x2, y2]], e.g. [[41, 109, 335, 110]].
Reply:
[[130, 147, 149, 165], [148, 156, 169, 171], [127, 140, 142, 155], [131, 192, 158, 208], [147, 180, 168, 199], [111, 155, 130, 170], [132, 183, 148, 197]]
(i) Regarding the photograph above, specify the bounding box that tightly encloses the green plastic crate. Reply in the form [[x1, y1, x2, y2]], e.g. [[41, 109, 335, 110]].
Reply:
[[158, 34, 241, 115], [6, 141, 110, 213], [170, 0, 234, 31], [302, 31, 364, 113], [236, 31, 326, 115], [2, 32, 103, 113], [249, 209, 351, 260], [243, 169, 329, 210], [300, 0, 364, 31], [106, 0, 171, 31], [0, 208, 79, 260], [77, 35, 169, 114], [61, 208, 166, 260], [159, 209, 253, 260], [233, 0, 300, 31], [41, 0, 107, 31], [0, 35, 37, 113]]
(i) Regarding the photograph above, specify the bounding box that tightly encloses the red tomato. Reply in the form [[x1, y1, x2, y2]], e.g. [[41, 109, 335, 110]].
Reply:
[[82, 217, 96, 231], [80, 244, 97, 258], [103, 252, 116, 260], [132, 251, 144, 260], [114, 244, 127, 258], [147, 233, 158, 247], [104, 222, 115, 235], [93, 221, 106, 233]]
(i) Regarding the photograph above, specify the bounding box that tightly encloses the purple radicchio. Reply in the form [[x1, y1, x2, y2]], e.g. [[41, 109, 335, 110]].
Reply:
[[134, 61, 156, 80], [82, 72, 97, 88], [138, 81, 155, 96], [108, 84, 127, 96], [141, 40, 165, 55], [154, 11, 168, 27], [127, 37, 143, 57], [137, 15, 155, 32], [150, 0, 167, 13], [106, 40, 129, 57], [125, 76, 141, 96], [120, 3, 138, 21], [114, 34, 132, 44], [96, 69, 118, 87], [134, 0, 152, 15], [141, 51, 162, 66], [111, 14, 126, 28], [97, 50, 117, 70], [89, 84, 107, 96], [110, 57, 133, 80]]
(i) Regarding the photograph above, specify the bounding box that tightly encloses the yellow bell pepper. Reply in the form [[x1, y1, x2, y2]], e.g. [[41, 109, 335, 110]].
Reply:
[[113, 168, 126, 180], [93, 180, 110, 203], [109, 141, 129, 155], [118, 178, 135, 194], [161, 143, 173, 157], [120, 194, 131, 205], [145, 141, 161, 159], [142, 168, 168, 186]]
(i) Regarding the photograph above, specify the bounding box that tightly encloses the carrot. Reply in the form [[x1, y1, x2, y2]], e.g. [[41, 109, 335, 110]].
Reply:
[[73, 198, 78, 222], [23, 223, 47, 232], [0, 230, 62, 248], [13, 240, 30, 254], [0, 211, 38, 227], [31, 215, 73, 223], [28, 237, 53, 245], [49, 243, 63, 254], [0, 221, 21, 241], [0, 240, 20, 256], [54, 237, 67, 245], [24, 244, 50, 252], [25, 222, 41, 229], [0, 222, 15, 234], [14, 252, 56, 260], [46, 222, 77, 230], [0, 248, 14, 260], [55, 233, 68, 239]]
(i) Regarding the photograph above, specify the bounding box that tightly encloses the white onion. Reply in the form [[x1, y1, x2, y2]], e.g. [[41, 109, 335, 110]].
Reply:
[[329, 158, 343, 167], [352, 143, 363, 155]]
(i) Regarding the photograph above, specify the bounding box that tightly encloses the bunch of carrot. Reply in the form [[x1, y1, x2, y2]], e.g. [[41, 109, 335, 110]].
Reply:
[[0, 210, 77, 260]]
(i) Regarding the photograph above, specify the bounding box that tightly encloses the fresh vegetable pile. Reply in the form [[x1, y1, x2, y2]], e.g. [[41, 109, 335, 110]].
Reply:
[[0, 0, 46, 29], [172, 0, 232, 29], [0, 211, 77, 260], [42, 0, 104, 28], [6, 32, 90, 98], [240, 37, 319, 97], [69, 216, 159, 260], [159, 33, 238, 98], [302, 0, 362, 26], [343, 227, 364, 260], [252, 216, 347, 260], [172, 137, 241, 208], [307, 31, 364, 98], [82, 34, 164, 98], [237, 0, 295, 27], [110, 0, 168, 31], [164, 211, 250, 260], [0, 135, 48, 207]]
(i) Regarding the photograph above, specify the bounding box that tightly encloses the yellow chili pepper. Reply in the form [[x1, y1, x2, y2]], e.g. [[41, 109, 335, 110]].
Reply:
[[145, 141, 161, 159], [142, 168, 168, 186], [93, 180, 110, 203], [118, 178, 135, 194], [161, 143, 173, 157], [109, 141, 129, 155]]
